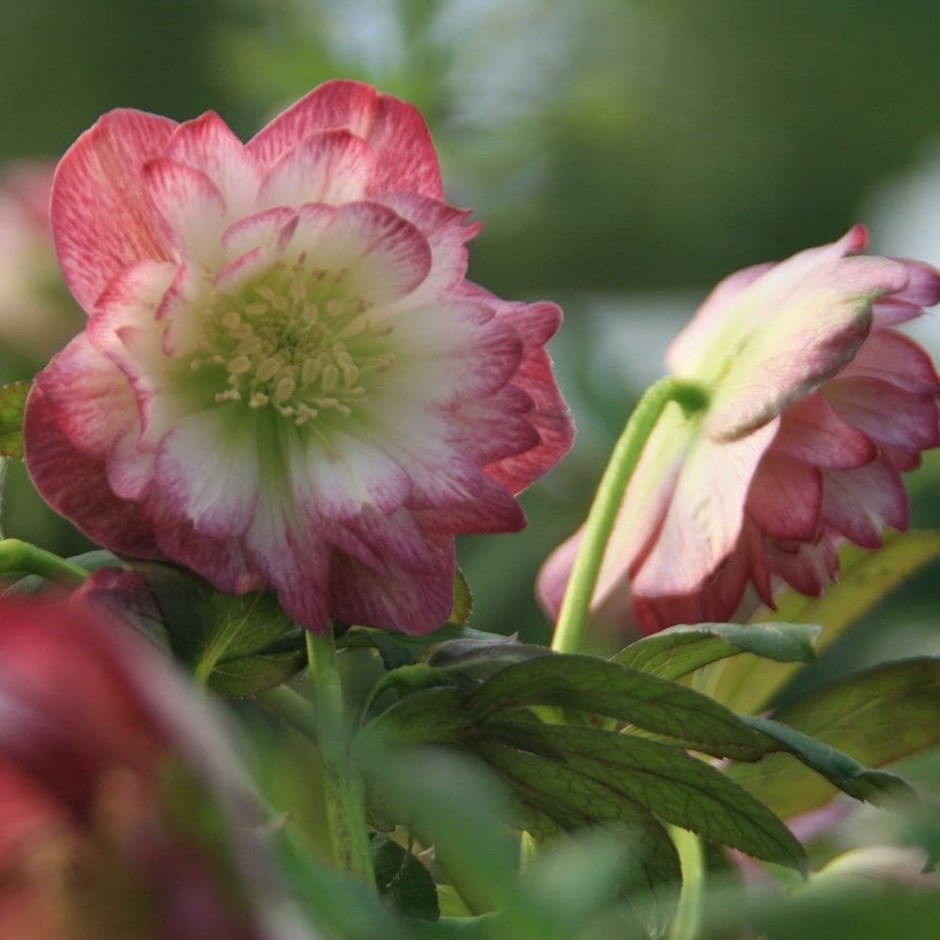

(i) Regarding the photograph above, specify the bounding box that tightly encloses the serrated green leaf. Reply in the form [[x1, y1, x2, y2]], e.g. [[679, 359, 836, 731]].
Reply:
[[358, 686, 469, 748], [478, 738, 681, 936], [0, 380, 29, 459], [714, 532, 940, 713], [132, 561, 306, 697], [724, 661, 940, 818], [486, 721, 806, 872], [372, 836, 439, 922], [339, 623, 504, 672], [728, 715, 919, 819], [613, 622, 819, 682], [464, 654, 768, 760]]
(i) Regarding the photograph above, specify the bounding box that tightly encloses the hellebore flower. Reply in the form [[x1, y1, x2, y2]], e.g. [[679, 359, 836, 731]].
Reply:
[[539, 226, 940, 633], [0, 163, 83, 365], [24, 80, 573, 635], [0, 594, 301, 939]]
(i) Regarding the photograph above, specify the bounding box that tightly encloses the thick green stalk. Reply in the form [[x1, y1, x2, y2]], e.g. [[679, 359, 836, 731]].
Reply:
[[668, 827, 705, 940], [551, 377, 707, 655], [0, 538, 89, 586], [306, 627, 376, 888]]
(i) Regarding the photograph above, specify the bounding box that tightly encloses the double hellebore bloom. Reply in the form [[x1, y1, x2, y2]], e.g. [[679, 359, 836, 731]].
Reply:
[[540, 226, 940, 633], [24, 81, 573, 634], [0, 594, 296, 939]]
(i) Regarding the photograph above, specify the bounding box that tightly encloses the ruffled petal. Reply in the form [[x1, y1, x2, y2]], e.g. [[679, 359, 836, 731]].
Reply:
[[745, 453, 822, 541], [247, 79, 443, 199], [820, 456, 908, 546], [143, 159, 228, 268], [258, 129, 377, 208], [51, 109, 177, 311], [162, 111, 260, 219], [328, 531, 455, 635], [768, 393, 876, 470], [154, 409, 261, 539], [841, 329, 940, 394], [24, 385, 162, 559], [631, 419, 779, 596], [824, 375, 940, 451]]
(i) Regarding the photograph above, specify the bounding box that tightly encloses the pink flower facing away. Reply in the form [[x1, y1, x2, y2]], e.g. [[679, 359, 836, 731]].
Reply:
[[0, 162, 83, 365], [24, 80, 573, 635], [539, 226, 940, 634], [0, 593, 301, 939]]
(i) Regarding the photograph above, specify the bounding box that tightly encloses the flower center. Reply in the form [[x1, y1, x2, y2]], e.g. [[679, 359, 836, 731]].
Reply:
[[190, 256, 395, 428]]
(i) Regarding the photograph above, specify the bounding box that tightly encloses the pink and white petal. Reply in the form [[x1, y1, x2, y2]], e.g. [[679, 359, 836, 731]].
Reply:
[[593, 406, 693, 609], [328, 532, 455, 635], [258, 129, 377, 208], [358, 406, 485, 508], [163, 111, 259, 219], [154, 408, 261, 539], [379, 193, 478, 301], [631, 419, 779, 597], [383, 299, 523, 404], [248, 80, 443, 199], [704, 255, 910, 440], [745, 453, 822, 542], [887, 258, 940, 307], [820, 456, 908, 543], [244, 483, 331, 633], [143, 159, 228, 269], [881, 446, 924, 472], [824, 376, 940, 451], [632, 540, 754, 634], [840, 329, 940, 394], [24, 385, 162, 560], [765, 537, 837, 597], [51, 109, 177, 311], [298, 432, 411, 520], [768, 393, 876, 470], [150, 500, 264, 597], [454, 385, 540, 466], [414, 481, 526, 535], [666, 262, 776, 376], [33, 333, 139, 459], [483, 345, 575, 494], [220, 207, 298, 267], [331, 505, 436, 572], [537, 529, 583, 620], [287, 202, 431, 306]]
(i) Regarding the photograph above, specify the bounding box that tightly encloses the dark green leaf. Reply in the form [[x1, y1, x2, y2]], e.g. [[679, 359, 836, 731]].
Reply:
[[485, 721, 805, 872], [132, 561, 306, 697], [358, 686, 469, 748], [372, 835, 439, 922], [714, 532, 940, 713], [0, 380, 29, 459], [728, 715, 919, 819], [614, 622, 819, 682], [464, 654, 768, 760], [724, 661, 940, 817]]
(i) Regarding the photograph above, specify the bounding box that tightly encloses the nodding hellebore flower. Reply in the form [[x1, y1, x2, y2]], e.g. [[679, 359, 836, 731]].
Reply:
[[23, 80, 573, 635], [0, 592, 300, 939], [539, 226, 940, 634]]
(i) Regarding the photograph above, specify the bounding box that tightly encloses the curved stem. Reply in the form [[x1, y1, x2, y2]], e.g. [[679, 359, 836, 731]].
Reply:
[[0, 538, 89, 586], [551, 377, 707, 655], [306, 627, 376, 888], [668, 827, 705, 940]]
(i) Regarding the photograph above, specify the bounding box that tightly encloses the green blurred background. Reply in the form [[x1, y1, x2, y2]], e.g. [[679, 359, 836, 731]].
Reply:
[[2, 0, 939, 658]]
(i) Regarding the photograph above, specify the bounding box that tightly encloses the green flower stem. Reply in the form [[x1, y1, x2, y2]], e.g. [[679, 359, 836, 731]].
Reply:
[[306, 627, 376, 889], [0, 538, 89, 586], [668, 827, 705, 940], [256, 684, 319, 743], [551, 376, 708, 656]]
